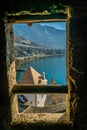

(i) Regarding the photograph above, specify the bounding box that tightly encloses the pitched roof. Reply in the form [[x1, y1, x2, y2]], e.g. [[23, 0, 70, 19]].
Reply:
[[18, 66, 47, 84]]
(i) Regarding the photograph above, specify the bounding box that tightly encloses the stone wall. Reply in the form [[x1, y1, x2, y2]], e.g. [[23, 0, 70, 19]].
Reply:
[[68, 7, 87, 130], [0, 1, 87, 130]]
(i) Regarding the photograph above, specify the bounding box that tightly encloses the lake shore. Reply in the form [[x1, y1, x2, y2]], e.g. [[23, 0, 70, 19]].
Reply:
[[16, 54, 66, 85], [15, 53, 65, 68]]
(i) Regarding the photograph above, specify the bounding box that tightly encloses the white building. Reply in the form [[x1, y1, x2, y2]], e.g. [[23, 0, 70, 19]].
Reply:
[[18, 66, 48, 107]]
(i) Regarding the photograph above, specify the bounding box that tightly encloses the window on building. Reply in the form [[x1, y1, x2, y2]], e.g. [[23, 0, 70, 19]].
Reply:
[[6, 10, 69, 125], [12, 21, 67, 114], [13, 21, 66, 86], [30, 101, 32, 104]]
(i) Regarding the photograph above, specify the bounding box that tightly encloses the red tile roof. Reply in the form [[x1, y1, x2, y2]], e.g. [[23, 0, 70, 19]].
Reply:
[[18, 66, 47, 84]]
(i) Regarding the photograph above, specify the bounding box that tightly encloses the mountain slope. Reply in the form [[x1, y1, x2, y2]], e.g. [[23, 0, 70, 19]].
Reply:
[[13, 23, 66, 49]]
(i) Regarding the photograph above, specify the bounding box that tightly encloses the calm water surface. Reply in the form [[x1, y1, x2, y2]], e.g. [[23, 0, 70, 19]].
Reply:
[[16, 55, 66, 85]]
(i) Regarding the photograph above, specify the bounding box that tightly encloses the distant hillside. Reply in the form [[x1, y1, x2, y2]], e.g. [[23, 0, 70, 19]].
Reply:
[[14, 35, 65, 58], [14, 35, 42, 57], [13, 23, 66, 49]]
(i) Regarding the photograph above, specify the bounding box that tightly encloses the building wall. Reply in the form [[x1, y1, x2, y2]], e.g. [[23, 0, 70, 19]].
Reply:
[[0, 1, 87, 130], [24, 94, 48, 107], [24, 94, 36, 106], [37, 94, 47, 107]]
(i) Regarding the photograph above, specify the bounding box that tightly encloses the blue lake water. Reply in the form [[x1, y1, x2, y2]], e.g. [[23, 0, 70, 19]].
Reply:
[[16, 55, 66, 85]]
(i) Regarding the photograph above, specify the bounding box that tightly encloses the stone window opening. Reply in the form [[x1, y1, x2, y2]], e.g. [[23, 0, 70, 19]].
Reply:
[[5, 9, 71, 126]]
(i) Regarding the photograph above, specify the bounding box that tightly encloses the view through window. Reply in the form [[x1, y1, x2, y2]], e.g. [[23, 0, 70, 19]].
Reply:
[[12, 21, 67, 118]]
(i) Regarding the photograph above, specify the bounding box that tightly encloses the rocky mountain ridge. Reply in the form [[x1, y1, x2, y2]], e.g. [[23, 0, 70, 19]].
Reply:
[[13, 22, 66, 49]]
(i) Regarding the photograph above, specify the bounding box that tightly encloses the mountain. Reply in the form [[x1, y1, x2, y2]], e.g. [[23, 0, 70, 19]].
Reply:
[[14, 35, 65, 58], [13, 23, 66, 49]]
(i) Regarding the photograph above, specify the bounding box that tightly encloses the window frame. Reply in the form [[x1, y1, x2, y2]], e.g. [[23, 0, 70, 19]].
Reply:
[[5, 11, 70, 125]]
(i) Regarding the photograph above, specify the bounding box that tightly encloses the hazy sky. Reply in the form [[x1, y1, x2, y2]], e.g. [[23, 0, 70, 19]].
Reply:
[[40, 22, 66, 30]]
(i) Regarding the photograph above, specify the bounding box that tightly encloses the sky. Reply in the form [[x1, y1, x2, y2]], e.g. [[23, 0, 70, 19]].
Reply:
[[40, 21, 66, 30]]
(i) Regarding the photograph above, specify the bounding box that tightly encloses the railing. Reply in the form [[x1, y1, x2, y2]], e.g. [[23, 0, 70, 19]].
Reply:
[[13, 84, 68, 94]]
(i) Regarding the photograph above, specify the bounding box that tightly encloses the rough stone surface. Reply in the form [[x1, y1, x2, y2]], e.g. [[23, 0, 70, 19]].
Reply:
[[0, 1, 87, 130]]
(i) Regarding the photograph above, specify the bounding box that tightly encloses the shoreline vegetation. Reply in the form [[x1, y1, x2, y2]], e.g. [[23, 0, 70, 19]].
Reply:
[[15, 53, 65, 68]]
